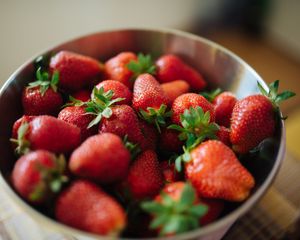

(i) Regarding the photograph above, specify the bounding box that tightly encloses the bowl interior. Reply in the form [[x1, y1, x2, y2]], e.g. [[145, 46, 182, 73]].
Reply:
[[0, 29, 283, 239]]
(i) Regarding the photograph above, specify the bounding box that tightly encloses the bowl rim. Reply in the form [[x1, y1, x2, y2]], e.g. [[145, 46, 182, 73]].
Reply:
[[0, 27, 286, 240]]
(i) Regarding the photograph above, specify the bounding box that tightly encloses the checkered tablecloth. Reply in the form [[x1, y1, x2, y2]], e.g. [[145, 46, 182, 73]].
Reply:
[[1, 152, 300, 240]]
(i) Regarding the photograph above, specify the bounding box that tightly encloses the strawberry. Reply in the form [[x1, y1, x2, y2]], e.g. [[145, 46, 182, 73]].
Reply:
[[171, 93, 215, 125], [104, 52, 137, 88], [127, 150, 164, 199], [22, 68, 63, 115], [159, 128, 183, 153], [230, 80, 295, 153], [58, 106, 97, 141], [96, 80, 132, 105], [12, 115, 35, 140], [11, 115, 81, 155], [185, 140, 255, 201], [161, 80, 190, 106], [141, 182, 208, 236], [69, 133, 130, 183], [213, 91, 237, 128], [105, 52, 156, 88], [99, 105, 148, 150], [200, 198, 224, 226], [139, 120, 158, 150], [71, 89, 91, 102], [156, 54, 206, 91], [49, 51, 102, 91], [160, 161, 181, 183], [55, 180, 126, 236], [132, 73, 171, 132], [216, 126, 231, 146], [12, 150, 67, 204]]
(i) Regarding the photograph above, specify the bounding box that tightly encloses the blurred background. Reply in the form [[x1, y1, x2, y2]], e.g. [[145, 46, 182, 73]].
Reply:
[[0, 0, 300, 239]]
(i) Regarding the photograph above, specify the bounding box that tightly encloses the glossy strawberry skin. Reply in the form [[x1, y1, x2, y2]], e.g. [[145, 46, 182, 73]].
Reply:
[[132, 73, 168, 112], [171, 93, 215, 125], [22, 87, 63, 116], [156, 54, 206, 91], [12, 150, 56, 204], [160, 161, 181, 183], [72, 89, 91, 102], [69, 133, 130, 184], [104, 52, 137, 88], [12, 115, 35, 139], [161, 80, 190, 106], [159, 128, 183, 153], [96, 80, 132, 105], [216, 126, 231, 146], [213, 92, 237, 128], [127, 150, 164, 199], [186, 140, 255, 201], [58, 106, 97, 141], [99, 105, 148, 150], [49, 51, 102, 92], [139, 120, 158, 150], [14, 115, 81, 154], [230, 95, 275, 153], [55, 180, 126, 235]]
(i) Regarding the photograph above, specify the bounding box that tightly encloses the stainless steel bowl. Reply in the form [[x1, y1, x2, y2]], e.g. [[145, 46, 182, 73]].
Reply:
[[0, 28, 285, 240]]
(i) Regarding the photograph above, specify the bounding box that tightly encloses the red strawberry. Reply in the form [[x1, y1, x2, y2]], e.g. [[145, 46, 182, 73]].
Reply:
[[105, 52, 156, 89], [200, 198, 224, 226], [216, 126, 231, 146], [159, 128, 183, 153], [186, 140, 255, 201], [156, 54, 206, 91], [99, 105, 148, 150], [213, 92, 237, 128], [127, 150, 163, 199], [22, 68, 63, 115], [96, 80, 132, 105], [49, 51, 102, 91], [230, 81, 295, 153], [132, 74, 170, 132], [12, 150, 67, 204], [104, 52, 137, 88], [160, 161, 181, 183], [171, 93, 215, 125], [141, 182, 208, 236], [55, 180, 126, 235], [69, 133, 130, 183], [58, 106, 97, 141], [139, 120, 158, 150], [161, 80, 190, 105], [71, 89, 91, 102], [12, 115, 35, 139], [11, 115, 81, 155]]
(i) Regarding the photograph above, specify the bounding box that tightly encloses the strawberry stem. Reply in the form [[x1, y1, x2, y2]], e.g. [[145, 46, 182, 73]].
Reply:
[[127, 53, 156, 82], [139, 104, 172, 133], [27, 67, 60, 96], [141, 183, 208, 236]]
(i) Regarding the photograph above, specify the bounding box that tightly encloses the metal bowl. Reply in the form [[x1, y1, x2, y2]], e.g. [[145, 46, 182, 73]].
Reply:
[[0, 28, 285, 240]]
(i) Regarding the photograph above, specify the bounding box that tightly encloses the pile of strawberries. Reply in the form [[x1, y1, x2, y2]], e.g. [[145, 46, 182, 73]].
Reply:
[[9, 50, 295, 237]]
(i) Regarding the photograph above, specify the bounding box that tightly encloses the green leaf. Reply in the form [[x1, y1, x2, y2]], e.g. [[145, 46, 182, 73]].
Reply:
[[50, 179, 62, 192], [29, 182, 46, 201], [102, 107, 113, 118], [199, 88, 222, 102], [87, 114, 102, 128], [275, 91, 296, 103], [150, 213, 170, 229], [257, 81, 268, 96], [141, 201, 166, 214], [175, 155, 183, 172], [160, 215, 183, 235], [269, 80, 279, 95], [176, 183, 196, 211], [189, 205, 208, 217]]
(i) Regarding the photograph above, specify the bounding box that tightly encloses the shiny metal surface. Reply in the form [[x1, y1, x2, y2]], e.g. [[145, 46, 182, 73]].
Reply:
[[0, 28, 285, 240]]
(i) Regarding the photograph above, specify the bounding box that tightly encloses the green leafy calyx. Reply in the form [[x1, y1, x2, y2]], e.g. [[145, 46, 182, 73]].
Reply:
[[10, 121, 31, 156], [199, 88, 222, 102], [27, 67, 59, 96], [85, 87, 124, 128], [127, 53, 156, 81], [139, 104, 172, 133], [123, 135, 141, 160], [29, 154, 68, 201], [141, 183, 208, 236], [257, 80, 295, 108]]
